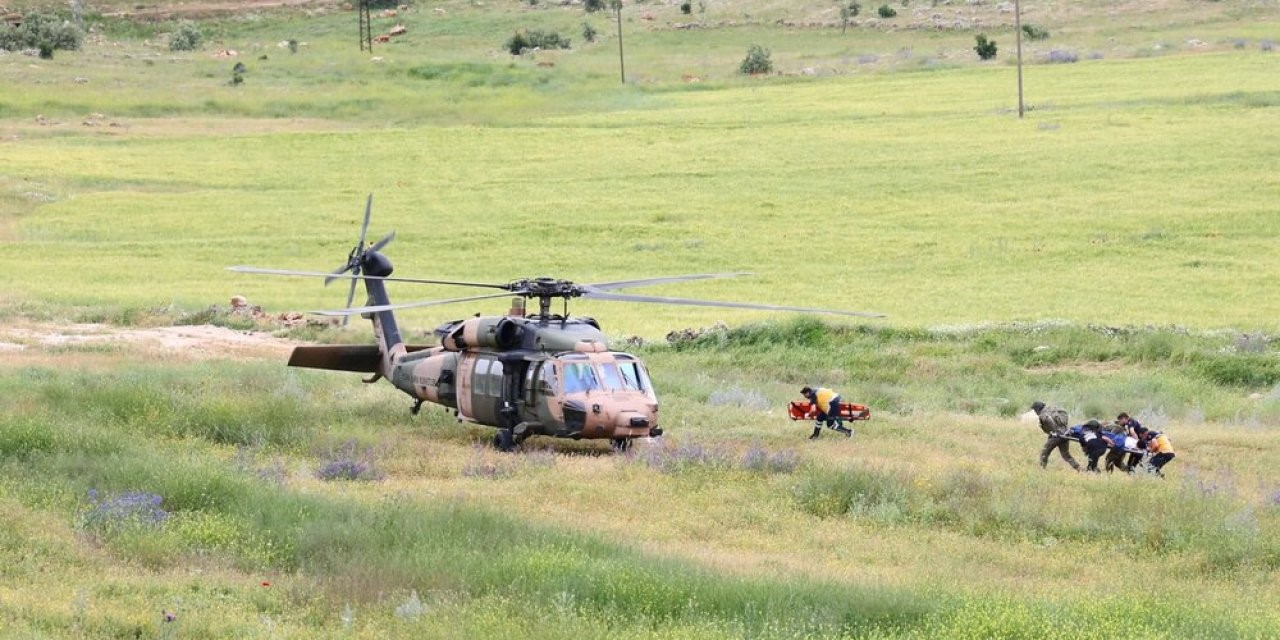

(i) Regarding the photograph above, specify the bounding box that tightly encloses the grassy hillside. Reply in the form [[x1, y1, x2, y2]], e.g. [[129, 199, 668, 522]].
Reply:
[[2, 0, 1279, 637], [3, 47, 1279, 332], [2, 322, 1279, 637]]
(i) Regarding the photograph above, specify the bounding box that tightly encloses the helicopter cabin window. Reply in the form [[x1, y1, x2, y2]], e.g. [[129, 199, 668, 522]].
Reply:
[[487, 360, 504, 397], [561, 362, 601, 394], [474, 358, 502, 397]]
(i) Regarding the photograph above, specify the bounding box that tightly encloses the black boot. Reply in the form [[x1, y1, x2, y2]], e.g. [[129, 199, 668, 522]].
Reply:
[[809, 425, 821, 440]]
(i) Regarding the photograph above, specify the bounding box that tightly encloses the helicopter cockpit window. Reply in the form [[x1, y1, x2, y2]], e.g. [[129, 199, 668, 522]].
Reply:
[[599, 363, 625, 391], [561, 362, 601, 393], [612, 356, 655, 399], [618, 362, 645, 391]]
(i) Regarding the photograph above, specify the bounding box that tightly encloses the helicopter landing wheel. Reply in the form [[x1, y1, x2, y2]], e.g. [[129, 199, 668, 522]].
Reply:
[[493, 428, 516, 453], [610, 438, 631, 453]]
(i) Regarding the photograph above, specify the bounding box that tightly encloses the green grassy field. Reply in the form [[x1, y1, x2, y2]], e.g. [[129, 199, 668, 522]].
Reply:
[[2, 0, 1280, 637]]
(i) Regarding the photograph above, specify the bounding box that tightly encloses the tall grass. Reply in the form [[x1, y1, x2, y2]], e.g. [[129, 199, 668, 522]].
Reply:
[[654, 317, 1280, 424], [3, 341, 1280, 636], [793, 462, 1280, 572]]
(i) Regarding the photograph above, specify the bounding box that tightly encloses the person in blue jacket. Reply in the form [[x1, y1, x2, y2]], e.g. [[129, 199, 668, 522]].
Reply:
[[1102, 412, 1145, 473]]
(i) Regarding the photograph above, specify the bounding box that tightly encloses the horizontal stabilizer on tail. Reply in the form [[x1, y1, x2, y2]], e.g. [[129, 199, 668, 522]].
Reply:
[[289, 345, 382, 373], [288, 344, 436, 373]]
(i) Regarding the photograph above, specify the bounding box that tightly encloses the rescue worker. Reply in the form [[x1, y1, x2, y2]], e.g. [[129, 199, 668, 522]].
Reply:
[[1077, 420, 1108, 473], [1101, 412, 1145, 473], [1145, 430, 1176, 477], [1100, 421, 1134, 473], [1115, 412, 1146, 471], [1032, 400, 1081, 471], [800, 386, 852, 439]]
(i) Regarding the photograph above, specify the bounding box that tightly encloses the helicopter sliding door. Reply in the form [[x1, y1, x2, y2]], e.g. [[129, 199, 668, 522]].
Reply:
[[528, 361, 563, 426], [466, 355, 503, 426]]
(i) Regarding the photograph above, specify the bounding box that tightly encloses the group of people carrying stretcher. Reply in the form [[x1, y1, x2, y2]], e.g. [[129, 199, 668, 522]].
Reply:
[[1031, 401, 1176, 475]]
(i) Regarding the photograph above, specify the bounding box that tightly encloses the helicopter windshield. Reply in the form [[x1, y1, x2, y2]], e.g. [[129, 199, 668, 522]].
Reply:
[[601, 362, 644, 392], [606, 355, 655, 399], [561, 361, 602, 394]]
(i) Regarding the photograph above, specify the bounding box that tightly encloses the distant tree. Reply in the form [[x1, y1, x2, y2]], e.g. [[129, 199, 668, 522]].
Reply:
[[739, 44, 772, 74], [974, 33, 998, 60], [1021, 24, 1050, 41], [877, 4, 896, 18], [839, 1, 861, 34], [0, 10, 83, 56], [505, 29, 570, 55], [169, 20, 203, 51], [584, 0, 605, 12], [680, 1, 692, 14], [581, 21, 598, 43]]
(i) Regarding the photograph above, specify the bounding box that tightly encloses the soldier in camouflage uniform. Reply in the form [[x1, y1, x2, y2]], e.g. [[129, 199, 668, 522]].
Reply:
[[1032, 400, 1080, 471]]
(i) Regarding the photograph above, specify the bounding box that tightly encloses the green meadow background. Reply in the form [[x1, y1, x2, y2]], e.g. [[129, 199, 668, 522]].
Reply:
[[2, 0, 1280, 637]]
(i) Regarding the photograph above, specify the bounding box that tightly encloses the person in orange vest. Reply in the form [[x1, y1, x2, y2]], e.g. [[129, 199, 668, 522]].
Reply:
[[800, 386, 853, 439], [1143, 430, 1176, 477]]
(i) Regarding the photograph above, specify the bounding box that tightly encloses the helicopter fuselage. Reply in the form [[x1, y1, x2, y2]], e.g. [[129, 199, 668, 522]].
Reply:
[[379, 314, 660, 447]]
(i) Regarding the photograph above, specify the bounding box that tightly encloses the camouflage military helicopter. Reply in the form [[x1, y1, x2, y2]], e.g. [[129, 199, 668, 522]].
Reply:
[[231, 197, 882, 452]]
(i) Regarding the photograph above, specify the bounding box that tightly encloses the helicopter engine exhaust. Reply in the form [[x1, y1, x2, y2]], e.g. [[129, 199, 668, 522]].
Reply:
[[440, 317, 525, 351]]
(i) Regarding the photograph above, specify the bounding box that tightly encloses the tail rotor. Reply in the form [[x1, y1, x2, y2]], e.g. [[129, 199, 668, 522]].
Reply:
[[326, 194, 394, 325]]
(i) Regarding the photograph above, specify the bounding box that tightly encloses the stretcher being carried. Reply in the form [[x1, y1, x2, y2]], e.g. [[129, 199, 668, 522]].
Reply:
[[1063, 433, 1147, 455], [788, 401, 872, 422]]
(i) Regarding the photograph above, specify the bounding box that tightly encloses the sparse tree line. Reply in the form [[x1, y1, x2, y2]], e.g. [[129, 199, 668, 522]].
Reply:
[[0, 10, 82, 58], [499, 0, 1061, 78]]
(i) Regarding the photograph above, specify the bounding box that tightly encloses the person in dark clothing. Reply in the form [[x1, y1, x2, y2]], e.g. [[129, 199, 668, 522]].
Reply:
[[1032, 400, 1080, 471], [1115, 413, 1146, 471], [1077, 420, 1109, 473], [801, 386, 853, 439], [1101, 413, 1146, 473]]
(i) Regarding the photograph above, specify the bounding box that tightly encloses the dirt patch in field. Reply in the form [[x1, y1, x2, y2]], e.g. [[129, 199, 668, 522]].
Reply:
[[0, 321, 296, 364]]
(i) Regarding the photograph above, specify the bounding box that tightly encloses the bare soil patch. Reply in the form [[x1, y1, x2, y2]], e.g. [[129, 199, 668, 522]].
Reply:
[[0, 321, 295, 363]]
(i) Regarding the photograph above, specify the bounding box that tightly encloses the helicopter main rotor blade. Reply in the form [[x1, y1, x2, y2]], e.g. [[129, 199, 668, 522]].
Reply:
[[581, 290, 886, 318], [227, 266, 513, 290], [584, 273, 752, 291], [312, 291, 518, 316], [366, 230, 395, 254]]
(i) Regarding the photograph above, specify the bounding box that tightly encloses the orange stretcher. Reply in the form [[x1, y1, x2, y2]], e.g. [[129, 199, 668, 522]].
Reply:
[[788, 401, 871, 421]]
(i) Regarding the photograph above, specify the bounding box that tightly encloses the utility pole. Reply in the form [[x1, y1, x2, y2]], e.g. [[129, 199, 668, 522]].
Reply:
[[359, 0, 373, 51], [612, 0, 625, 84], [1014, 0, 1024, 118]]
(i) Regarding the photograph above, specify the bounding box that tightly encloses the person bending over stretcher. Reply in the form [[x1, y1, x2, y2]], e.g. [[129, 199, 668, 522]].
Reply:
[[801, 386, 853, 439]]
